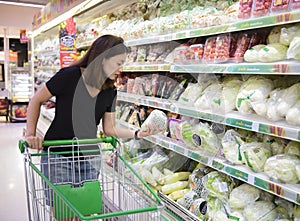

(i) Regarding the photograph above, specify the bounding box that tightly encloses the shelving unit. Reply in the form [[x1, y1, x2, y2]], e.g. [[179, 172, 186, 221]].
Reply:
[[32, 0, 300, 220]]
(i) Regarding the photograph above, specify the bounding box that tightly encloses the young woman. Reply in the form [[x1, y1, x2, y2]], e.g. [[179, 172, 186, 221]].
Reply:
[[24, 35, 153, 217]]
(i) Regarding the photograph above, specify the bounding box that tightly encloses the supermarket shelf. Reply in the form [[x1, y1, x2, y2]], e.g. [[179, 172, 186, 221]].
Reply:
[[117, 120, 300, 206], [37, 66, 60, 71], [123, 63, 171, 72], [123, 11, 300, 46], [117, 92, 300, 142], [122, 61, 300, 75]]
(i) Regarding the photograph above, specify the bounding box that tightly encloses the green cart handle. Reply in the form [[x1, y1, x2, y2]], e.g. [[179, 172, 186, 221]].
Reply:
[[19, 136, 118, 153]]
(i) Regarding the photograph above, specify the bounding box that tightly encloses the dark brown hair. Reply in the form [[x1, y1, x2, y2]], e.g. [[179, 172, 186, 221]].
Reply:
[[71, 35, 128, 90]]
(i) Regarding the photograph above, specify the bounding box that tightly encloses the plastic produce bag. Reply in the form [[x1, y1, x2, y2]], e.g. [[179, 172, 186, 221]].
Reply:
[[267, 26, 283, 44], [244, 44, 266, 62], [287, 37, 300, 60], [222, 77, 243, 113], [275, 198, 294, 220], [141, 109, 167, 134], [264, 154, 300, 184], [286, 100, 300, 126], [221, 129, 245, 165], [229, 183, 261, 210], [258, 43, 288, 62], [178, 83, 203, 104], [280, 24, 300, 46], [242, 142, 272, 172], [243, 201, 278, 221], [284, 141, 300, 156], [276, 83, 300, 118], [265, 89, 285, 122], [236, 76, 274, 114], [263, 135, 286, 156]]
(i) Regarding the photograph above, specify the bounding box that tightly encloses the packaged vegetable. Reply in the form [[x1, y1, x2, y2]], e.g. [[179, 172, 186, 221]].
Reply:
[[177, 190, 199, 209], [152, 166, 164, 184], [229, 183, 261, 210], [284, 141, 300, 156], [263, 135, 286, 155], [252, 0, 272, 17], [168, 118, 182, 140], [159, 172, 191, 185], [140, 167, 157, 186], [168, 189, 190, 201], [275, 198, 294, 220], [238, 0, 254, 19], [203, 37, 217, 63], [222, 129, 245, 165], [190, 198, 208, 219], [202, 171, 235, 201], [173, 45, 190, 64], [276, 83, 300, 118], [243, 201, 278, 221], [141, 109, 168, 134], [287, 37, 300, 60], [267, 26, 283, 44], [280, 24, 300, 46], [244, 44, 266, 62], [189, 44, 204, 63], [236, 76, 274, 114], [242, 142, 272, 172], [258, 43, 288, 62], [233, 33, 252, 62], [169, 79, 188, 101], [215, 34, 232, 63], [229, 210, 246, 221], [264, 154, 300, 184], [271, 0, 290, 13], [178, 83, 203, 104], [265, 89, 285, 122], [286, 100, 300, 126]]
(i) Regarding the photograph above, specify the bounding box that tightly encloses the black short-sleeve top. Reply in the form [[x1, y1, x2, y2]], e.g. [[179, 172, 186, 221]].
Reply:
[[44, 66, 116, 151]]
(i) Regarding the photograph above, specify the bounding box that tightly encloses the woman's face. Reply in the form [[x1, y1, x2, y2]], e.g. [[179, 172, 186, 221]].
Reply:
[[103, 53, 126, 80]]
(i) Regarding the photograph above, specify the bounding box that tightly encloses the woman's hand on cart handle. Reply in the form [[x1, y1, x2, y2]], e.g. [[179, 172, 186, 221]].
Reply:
[[24, 136, 43, 150]]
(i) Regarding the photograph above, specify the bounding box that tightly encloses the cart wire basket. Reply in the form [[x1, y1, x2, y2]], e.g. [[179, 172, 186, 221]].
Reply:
[[19, 136, 164, 221]]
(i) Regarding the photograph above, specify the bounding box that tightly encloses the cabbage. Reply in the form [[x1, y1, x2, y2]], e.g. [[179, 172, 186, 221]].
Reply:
[[258, 43, 288, 62], [284, 141, 300, 156], [280, 24, 300, 46], [268, 26, 283, 44], [264, 154, 300, 184], [244, 201, 278, 221], [229, 183, 260, 210], [276, 83, 300, 118], [221, 129, 245, 165], [202, 171, 235, 201], [294, 205, 300, 220], [141, 109, 168, 134], [242, 142, 272, 172], [275, 198, 294, 220], [244, 44, 266, 62], [287, 37, 300, 59], [286, 100, 300, 126], [263, 135, 286, 155], [178, 83, 204, 104], [236, 76, 274, 114], [265, 89, 285, 122], [229, 210, 246, 221], [223, 78, 243, 113]]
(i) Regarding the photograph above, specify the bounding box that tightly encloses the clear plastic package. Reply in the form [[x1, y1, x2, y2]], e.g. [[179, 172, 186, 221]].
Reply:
[[291, 0, 300, 9], [173, 45, 190, 64], [271, 0, 290, 13], [233, 33, 252, 62], [189, 44, 204, 63], [215, 34, 231, 63], [252, 0, 272, 17], [203, 37, 217, 63], [238, 0, 254, 19]]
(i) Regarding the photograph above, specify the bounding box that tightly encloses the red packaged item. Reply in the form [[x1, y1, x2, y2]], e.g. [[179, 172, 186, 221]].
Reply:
[[203, 37, 217, 63], [252, 0, 272, 17], [238, 0, 254, 19], [173, 45, 189, 64], [189, 44, 204, 64], [291, 0, 300, 9], [215, 34, 232, 63], [233, 33, 252, 62], [271, 0, 290, 13]]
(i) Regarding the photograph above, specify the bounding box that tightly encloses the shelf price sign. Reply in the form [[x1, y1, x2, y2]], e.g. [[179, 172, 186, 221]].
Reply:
[[59, 17, 77, 68]]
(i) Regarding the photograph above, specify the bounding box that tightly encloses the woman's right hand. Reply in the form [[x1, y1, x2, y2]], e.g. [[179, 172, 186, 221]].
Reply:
[[25, 136, 43, 150]]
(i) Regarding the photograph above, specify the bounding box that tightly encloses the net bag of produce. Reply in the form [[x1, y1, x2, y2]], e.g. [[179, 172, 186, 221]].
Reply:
[[141, 109, 167, 134]]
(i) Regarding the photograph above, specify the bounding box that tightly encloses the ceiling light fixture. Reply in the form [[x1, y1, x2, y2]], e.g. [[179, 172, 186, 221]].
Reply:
[[0, 0, 45, 8]]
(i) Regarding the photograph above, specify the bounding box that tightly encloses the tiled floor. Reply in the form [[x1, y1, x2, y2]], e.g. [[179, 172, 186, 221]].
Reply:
[[0, 120, 28, 220]]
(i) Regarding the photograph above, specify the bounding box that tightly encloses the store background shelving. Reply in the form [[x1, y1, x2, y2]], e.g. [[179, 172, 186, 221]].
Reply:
[[31, 0, 300, 220]]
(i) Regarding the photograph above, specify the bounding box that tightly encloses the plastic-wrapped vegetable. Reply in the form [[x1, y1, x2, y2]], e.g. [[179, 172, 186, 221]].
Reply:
[[159, 172, 191, 185], [275, 198, 294, 220], [244, 201, 278, 221], [286, 100, 300, 126], [242, 142, 272, 172], [221, 129, 245, 165], [223, 77, 243, 113], [265, 89, 285, 122], [141, 109, 167, 134], [236, 76, 274, 114], [276, 83, 300, 118], [267, 26, 283, 44], [202, 171, 235, 202], [263, 136, 286, 156], [280, 24, 300, 46], [229, 183, 260, 210], [294, 205, 300, 220], [258, 43, 288, 62], [244, 44, 266, 62], [264, 154, 300, 184], [284, 141, 300, 156], [229, 210, 246, 221], [287, 37, 300, 60], [161, 181, 189, 194], [178, 83, 204, 104]]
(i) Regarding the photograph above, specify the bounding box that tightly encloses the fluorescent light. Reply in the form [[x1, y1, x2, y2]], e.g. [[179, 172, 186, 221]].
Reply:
[[0, 0, 45, 8]]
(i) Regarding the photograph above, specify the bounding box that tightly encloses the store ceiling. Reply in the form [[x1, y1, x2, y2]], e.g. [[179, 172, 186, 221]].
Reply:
[[0, 0, 47, 38]]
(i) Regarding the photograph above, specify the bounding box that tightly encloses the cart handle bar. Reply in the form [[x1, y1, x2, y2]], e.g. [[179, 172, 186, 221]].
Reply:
[[18, 136, 118, 153]]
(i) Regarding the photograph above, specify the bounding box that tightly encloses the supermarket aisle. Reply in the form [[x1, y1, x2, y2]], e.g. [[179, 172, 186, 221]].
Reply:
[[0, 120, 28, 220]]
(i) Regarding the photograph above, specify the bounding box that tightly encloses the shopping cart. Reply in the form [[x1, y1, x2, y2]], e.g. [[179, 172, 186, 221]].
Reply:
[[19, 136, 164, 221]]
